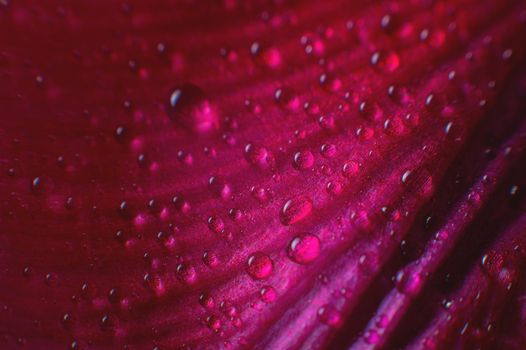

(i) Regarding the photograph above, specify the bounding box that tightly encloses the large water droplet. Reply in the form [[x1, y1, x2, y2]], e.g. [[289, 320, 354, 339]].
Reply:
[[287, 234, 321, 264], [167, 83, 219, 133], [246, 252, 273, 279], [280, 196, 313, 225]]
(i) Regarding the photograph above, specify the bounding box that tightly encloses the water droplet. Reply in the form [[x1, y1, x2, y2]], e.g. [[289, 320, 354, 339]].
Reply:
[[172, 195, 191, 213], [246, 252, 273, 279], [342, 161, 359, 178], [176, 263, 197, 285], [100, 314, 113, 330], [317, 304, 341, 327], [251, 186, 269, 202], [293, 150, 314, 170], [481, 251, 503, 275], [274, 87, 300, 112], [244, 144, 275, 169], [380, 13, 394, 31], [320, 143, 337, 158], [199, 293, 215, 309], [370, 50, 400, 73], [144, 273, 165, 296], [318, 115, 336, 131], [319, 72, 342, 92], [44, 272, 58, 287], [31, 177, 43, 193], [62, 313, 72, 329], [351, 210, 371, 230], [327, 181, 342, 195], [107, 288, 120, 304], [251, 42, 282, 69], [364, 330, 380, 344], [287, 234, 321, 264], [260, 286, 277, 303], [228, 208, 244, 221], [167, 83, 219, 133], [395, 266, 422, 296], [207, 216, 225, 234], [502, 49, 513, 60], [401, 170, 412, 184], [384, 116, 406, 135], [203, 251, 220, 268], [280, 196, 313, 225], [208, 176, 232, 199], [356, 126, 375, 141], [206, 315, 221, 331]]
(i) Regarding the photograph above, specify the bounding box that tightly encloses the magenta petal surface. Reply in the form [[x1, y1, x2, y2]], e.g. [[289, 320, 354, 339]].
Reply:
[[1, 1, 526, 349]]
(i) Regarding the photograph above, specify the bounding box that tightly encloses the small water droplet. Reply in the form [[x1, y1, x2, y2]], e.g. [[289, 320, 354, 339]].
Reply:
[[208, 176, 232, 199], [172, 195, 191, 213], [176, 263, 197, 285], [207, 216, 225, 234], [260, 286, 277, 303], [100, 314, 113, 331], [274, 87, 300, 112], [370, 50, 400, 73], [199, 293, 215, 309], [203, 251, 220, 268], [251, 42, 282, 69], [144, 273, 165, 296], [327, 180, 342, 195], [364, 329, 380, 344], [318, 304, 341, 327], [206, 315, 221, 331], [31, 177, 43, 193], [319, 72, 342, 92], [351, 210, 371, 230], [401, 170, 412, 184]]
